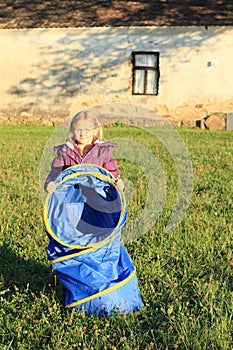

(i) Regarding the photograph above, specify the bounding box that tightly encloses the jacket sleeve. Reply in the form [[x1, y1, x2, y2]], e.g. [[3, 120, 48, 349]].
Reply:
[[102, 147, 120, 179], [44, 148, 65, 191]]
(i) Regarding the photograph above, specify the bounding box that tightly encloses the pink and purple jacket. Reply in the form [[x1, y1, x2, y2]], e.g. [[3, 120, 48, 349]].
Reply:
[[44, 139, 120, 191]]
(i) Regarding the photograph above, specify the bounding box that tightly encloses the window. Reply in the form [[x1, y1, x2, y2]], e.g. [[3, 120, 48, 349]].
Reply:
[[132, 52, 160, 95]]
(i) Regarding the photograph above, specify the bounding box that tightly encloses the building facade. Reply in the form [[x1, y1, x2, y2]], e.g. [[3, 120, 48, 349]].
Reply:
[[0, 25, 233, 125]]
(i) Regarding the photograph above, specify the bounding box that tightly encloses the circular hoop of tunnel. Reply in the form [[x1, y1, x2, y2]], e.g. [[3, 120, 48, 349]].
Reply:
[[44, 164, 127, 249]]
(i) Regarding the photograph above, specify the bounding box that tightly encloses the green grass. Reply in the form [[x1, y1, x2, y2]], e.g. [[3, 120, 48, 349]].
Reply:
[[0, 124, 232, 350]]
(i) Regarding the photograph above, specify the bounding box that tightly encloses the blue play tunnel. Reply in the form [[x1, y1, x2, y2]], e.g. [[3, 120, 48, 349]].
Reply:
[[44, 164, 144, 315]]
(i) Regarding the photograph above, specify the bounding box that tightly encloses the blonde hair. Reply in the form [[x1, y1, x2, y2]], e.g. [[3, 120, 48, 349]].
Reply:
[[69, 110, 103, 141]]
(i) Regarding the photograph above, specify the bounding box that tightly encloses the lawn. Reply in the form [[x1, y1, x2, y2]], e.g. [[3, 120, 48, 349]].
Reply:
[[0, 124, 232, 350]]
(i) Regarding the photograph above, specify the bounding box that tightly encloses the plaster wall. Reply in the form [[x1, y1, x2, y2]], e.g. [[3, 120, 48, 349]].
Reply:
[[0, 26, 232, 124]]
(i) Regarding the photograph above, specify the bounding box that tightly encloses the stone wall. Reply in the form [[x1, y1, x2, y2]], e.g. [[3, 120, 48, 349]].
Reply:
[[0, 96, 232, 129]]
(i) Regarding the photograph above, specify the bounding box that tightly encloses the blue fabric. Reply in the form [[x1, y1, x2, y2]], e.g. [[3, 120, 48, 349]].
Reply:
[[45, 165, 144, 315]]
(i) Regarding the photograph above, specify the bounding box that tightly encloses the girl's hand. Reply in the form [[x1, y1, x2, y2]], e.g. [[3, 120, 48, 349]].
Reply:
[[46, 181, 56, 193]]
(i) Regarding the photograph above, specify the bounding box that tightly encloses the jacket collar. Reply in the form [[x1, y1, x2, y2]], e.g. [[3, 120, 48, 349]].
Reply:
[[66, 138, 117, 150]]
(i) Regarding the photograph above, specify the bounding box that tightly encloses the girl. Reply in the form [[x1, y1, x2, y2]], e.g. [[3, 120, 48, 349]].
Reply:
[[44, 110, 144, 315], [45, 110, 124, 192]]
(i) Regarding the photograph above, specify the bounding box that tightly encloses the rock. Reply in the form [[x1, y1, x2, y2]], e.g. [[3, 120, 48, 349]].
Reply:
[[163, 115, 181, 127], [181, 119, 196, 127], [49, 117, 64, 126], [20, 111, 32, 117], [204, 113, 226, 130], [8, 117, 19, 125], [200, 119, 205, 129], [0, 116, 9, 125], [40, 118, 54, 126]]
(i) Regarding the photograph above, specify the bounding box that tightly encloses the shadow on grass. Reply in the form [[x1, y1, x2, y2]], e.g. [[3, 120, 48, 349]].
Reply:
[[0, 244, 64, 300]]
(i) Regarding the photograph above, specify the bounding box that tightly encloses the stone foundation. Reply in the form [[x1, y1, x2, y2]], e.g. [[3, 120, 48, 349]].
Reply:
[[0, 97, 232, 129]]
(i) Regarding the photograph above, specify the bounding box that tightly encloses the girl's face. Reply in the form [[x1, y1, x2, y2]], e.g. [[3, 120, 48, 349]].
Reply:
[[72, 119, 97, 145]]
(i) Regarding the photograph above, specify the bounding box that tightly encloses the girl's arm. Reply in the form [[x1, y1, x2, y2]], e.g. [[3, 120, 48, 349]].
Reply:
[[102, 148, 125, 191], [46, 181, 56, 193], [103, 158, 120, 179], [44, 148, 65, 192]]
